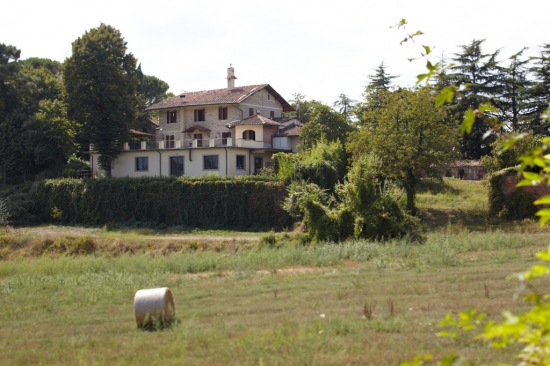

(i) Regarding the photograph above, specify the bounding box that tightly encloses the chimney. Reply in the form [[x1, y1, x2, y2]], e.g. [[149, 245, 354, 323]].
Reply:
[[227, 65, 237, 89], [179, 94, 185, 103]]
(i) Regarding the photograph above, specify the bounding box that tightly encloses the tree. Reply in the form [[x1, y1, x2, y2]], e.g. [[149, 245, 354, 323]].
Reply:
[[447, 39, 500, 159], [299, 103, 353, 148], [136, 65, 170, 127], [493, 48, 536, 133], [530, 44, 550, 134], [286, 93, 323, 123], [64, 23, 139, 176], [366, 62, 397, 93], [347, 87, 460, 214], [333, 93, 356, 119]]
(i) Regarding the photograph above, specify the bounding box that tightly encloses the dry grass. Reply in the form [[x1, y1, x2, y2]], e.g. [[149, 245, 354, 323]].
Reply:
[[0, 253, 543, 365]]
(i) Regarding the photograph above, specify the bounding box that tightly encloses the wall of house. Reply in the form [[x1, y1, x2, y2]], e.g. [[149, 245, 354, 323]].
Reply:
[[290, 136, 301, 153], [90, 148, 275, 178], [263, 126, 278, 145], [240, 88, 284, 118]]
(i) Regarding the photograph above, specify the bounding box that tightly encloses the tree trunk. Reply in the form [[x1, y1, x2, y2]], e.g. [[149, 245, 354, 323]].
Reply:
[[403, 168, 417, 215]]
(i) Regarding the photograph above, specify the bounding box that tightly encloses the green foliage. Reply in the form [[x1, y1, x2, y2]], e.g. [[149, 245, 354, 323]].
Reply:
[[64, 23, 139, 176], [273, 139, 346, 191], [286, 93, 323, 123], [32, 176, 290, 230], [284, 154, 419, 242], [348, 86, 460, 213], [481, 134, 542, 174], [299, 103, 353, 148]]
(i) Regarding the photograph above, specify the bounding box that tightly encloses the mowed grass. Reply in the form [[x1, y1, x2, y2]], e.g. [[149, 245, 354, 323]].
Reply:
[[0, 178, 549, 365]]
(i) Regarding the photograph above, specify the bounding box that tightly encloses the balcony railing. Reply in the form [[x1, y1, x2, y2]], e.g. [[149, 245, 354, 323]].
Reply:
[[90, 138, 273, 152]]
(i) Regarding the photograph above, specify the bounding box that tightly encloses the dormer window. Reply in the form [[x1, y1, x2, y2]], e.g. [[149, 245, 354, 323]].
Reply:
[[167, 111, 177, 124]]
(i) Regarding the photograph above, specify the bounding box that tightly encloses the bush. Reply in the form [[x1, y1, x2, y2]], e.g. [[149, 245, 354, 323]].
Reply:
[[284, 154, 420, 242]]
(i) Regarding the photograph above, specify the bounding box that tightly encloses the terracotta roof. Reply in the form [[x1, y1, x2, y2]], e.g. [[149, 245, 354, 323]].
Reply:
[[182, 125, 211, 133], [145, 84, 294, 112], [150, 119, 159, 126], [274, 124, 301, 137], [226, 114, 283, 127]]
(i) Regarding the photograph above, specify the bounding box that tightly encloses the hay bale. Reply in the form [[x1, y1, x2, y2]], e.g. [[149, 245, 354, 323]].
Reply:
[[134, 287, 175, 327]]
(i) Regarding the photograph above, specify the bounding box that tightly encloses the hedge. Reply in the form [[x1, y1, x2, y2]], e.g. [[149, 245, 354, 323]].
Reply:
[[33, 176, 291, 229]]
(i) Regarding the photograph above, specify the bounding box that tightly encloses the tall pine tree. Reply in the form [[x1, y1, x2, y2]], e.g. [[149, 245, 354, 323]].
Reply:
[[448, 39, 500, 159], [530, 44, 550, 135]]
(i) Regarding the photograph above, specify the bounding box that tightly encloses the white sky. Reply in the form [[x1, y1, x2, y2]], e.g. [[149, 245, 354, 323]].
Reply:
[[2, 0, 548, 105]]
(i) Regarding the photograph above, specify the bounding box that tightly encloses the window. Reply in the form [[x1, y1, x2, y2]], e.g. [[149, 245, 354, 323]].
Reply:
[[194, 133, 203, 147], [218, 107, 228, 120], [135, 157, 148, 171], [249, 108, 254, 117], [267, 94, 271, 101], [170, 156, 184, 176], [194, 108, 205, 122], [270, 111, 275, 118], [236, 155, 245, 170], [204, 155, 218, 170], [222, 132, 231, 145], [243, 130, 255, 140], [165, 134, 175, 148], [167, 111, 177, 123]]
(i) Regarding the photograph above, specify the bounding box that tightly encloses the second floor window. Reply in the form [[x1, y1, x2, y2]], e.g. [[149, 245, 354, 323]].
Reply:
[[270, 111, 275, 118], [218, 107, 228, 120], [167, 111, 177, 123], [249, 108, 254, 117], [194, 108, 205, 122], [166, 134, 175, 148]]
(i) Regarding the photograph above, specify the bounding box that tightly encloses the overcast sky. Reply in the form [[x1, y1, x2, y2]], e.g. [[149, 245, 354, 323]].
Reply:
[[2, 0, 548, 105]]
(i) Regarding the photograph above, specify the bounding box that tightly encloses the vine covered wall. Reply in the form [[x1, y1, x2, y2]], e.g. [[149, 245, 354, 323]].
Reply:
[[33, 177, 290, 229], [488, 168, 538, 220]]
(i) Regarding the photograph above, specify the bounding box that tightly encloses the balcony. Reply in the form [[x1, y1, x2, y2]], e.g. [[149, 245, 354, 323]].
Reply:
[[90, 139, 272, 152]]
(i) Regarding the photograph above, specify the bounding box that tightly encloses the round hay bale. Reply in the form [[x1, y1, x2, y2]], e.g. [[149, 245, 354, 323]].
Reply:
[[134, 287, 175, 327]]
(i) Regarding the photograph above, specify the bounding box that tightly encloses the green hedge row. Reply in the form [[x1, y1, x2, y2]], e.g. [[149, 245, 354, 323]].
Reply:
[[33, 177, 291, 229]]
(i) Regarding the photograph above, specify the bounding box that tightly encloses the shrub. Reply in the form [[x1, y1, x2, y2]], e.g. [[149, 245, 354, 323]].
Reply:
[[284, 154, 420, 242]]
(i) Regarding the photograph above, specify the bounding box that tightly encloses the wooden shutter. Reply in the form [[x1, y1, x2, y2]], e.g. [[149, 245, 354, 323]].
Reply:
[[173, 111, 177, 123], [202, 109, 205, 121], [218, 107, 222, 120], [194, 109, 197, 122], [166, 111, 169, 123]]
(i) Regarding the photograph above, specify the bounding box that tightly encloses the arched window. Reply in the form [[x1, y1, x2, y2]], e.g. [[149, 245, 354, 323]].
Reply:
[[243, 130, 256, 141]]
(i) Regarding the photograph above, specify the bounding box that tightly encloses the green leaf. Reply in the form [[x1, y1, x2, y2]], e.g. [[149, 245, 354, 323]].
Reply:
[[436, 86, 455, 107], [534, 195, 550, 205], [422, 45, 431, 55], [523, 171, 542, 181], [461, 108, 475, 134]]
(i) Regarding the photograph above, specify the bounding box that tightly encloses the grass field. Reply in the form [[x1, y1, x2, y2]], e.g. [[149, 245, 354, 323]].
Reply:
[[0, 179, 548, 365]]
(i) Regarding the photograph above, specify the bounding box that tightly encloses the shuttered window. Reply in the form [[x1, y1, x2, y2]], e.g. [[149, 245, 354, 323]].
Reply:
[[218, 107, 228, 120], [194, 108, 205, 122], [167, 111, 177, 123]]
